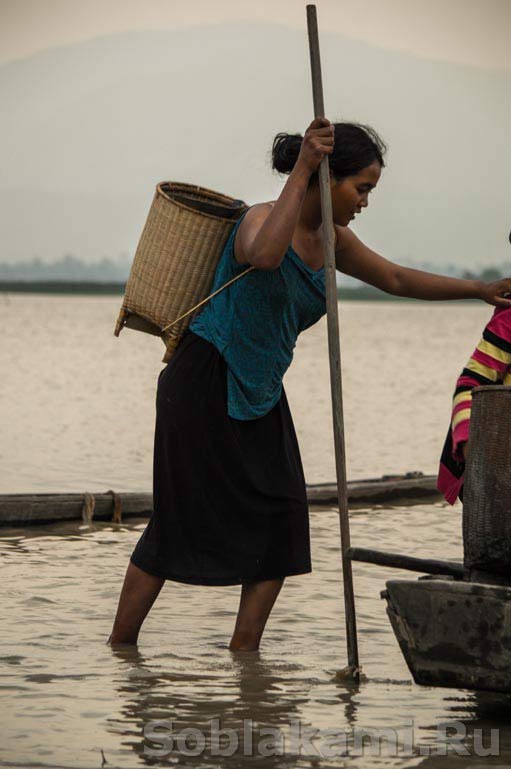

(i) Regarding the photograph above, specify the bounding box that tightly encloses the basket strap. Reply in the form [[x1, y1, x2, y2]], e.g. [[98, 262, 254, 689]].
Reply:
[[161, 265, 255, 333]]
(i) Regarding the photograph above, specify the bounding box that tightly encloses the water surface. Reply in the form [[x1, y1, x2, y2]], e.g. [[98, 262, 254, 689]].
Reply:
[[0, 295, 491, 492], [2, 296, 508, 768]]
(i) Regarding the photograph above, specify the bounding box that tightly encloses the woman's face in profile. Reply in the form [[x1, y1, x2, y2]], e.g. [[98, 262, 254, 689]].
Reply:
[[331, 161, 382, 227]]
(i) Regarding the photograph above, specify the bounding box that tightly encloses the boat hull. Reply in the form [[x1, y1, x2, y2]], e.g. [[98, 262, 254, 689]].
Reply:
[[383, 578, 511, 693]]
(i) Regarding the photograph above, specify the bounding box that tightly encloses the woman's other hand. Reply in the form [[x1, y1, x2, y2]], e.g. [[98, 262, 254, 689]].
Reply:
[[479, 278, 511, 307], [461, 442, 470, 462]]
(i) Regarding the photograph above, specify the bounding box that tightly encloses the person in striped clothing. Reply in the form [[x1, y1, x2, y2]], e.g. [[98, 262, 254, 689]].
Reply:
[[438, 307, 511, 504]]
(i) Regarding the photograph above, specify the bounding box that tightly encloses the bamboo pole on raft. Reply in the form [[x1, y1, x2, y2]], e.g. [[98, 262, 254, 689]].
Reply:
[[306, 4, 360, 677]]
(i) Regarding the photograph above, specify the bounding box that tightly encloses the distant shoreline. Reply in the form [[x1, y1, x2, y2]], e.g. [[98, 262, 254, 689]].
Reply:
[[0, 280, 440, 302]]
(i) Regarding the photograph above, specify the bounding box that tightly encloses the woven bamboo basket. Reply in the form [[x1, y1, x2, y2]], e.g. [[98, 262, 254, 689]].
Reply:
[[114, 182, 251, 362], [463, 385, 511, 579]]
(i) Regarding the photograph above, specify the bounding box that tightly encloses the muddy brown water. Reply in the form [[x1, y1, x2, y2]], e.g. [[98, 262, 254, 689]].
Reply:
[[2, 296, 509, 767]]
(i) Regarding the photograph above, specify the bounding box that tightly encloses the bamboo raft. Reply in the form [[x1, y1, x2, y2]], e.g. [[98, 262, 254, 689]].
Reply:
[[0, 472, 440, 527]]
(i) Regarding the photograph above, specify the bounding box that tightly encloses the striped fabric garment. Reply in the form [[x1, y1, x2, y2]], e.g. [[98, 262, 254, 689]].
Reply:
[[437, 307, 511, 504]]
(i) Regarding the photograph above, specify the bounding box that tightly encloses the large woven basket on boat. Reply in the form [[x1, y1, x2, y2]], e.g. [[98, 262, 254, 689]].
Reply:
[[463, 386, 511, 579], [114, 182, 250, 362]]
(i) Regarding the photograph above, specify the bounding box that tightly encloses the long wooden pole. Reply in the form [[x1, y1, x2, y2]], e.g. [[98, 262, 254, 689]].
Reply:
[[306, 4, 360, 677]]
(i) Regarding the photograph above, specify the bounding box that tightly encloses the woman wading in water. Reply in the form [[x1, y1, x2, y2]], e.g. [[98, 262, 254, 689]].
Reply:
[[108, 117, 511, 651]]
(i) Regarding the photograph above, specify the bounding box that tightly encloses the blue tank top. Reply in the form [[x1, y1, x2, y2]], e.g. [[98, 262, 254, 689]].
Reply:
[[189, 209, 326, 420]]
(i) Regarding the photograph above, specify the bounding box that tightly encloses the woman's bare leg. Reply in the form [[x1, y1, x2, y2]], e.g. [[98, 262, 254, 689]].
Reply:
[[107, 561, 165, 645], [229, 577, 285, 651]]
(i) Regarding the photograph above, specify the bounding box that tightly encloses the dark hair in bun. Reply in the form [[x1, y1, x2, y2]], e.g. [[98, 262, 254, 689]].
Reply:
[[271, 122, 387, 182]]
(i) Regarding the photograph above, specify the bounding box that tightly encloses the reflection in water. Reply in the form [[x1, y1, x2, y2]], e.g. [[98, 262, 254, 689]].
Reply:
[[107, 643, 371, 767], [0, 505, 511, 769], [332, 678, 361, 733], [3, 507, 511, 767], [108, 645, 312, 766], [416, 693, 511, 767], [107, 643, 511, 768]]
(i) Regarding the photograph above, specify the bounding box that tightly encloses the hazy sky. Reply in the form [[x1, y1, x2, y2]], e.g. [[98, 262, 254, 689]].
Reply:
[[1, 1, 509, 270], [1, 0, 510, 68]]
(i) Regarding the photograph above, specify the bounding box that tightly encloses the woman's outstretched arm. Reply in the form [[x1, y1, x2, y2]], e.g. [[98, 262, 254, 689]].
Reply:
[[335, 226, 511, 307]]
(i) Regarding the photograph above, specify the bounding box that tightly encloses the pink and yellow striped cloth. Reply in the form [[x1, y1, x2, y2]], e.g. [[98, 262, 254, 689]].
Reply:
[[437, 307, 511, 504]]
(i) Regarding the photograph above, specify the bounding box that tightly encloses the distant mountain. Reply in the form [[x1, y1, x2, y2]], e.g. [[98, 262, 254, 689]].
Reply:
[[1, 22, 509, 268], [2, 252, 508, 285], [0, 253, 130, 281]]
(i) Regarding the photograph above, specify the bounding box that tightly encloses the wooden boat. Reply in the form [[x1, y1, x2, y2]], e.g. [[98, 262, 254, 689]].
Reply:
[[0, 472, 440, 527], [349, 391, 511, 694], [346, 547, 511, 694], [382, 577, 511, 694]]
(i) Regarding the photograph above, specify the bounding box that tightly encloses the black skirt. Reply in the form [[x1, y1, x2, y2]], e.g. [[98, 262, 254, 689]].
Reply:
[[130, 330, 312, 586]]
